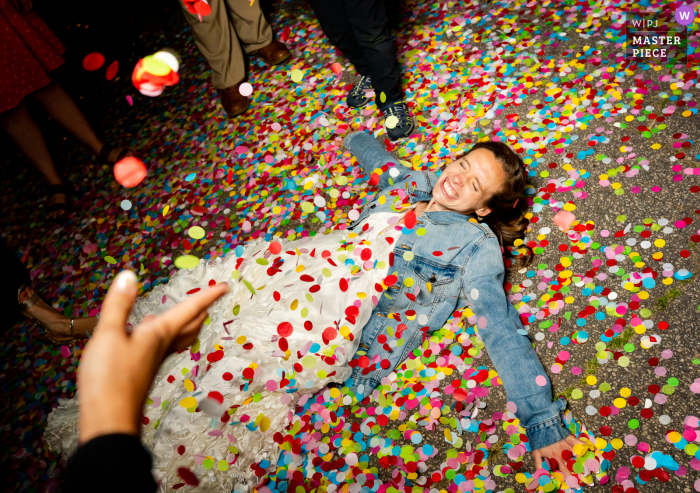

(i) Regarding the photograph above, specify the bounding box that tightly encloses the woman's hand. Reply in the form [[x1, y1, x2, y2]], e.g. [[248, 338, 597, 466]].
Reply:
[[531, 434, 586, 481], [77, 270, 229, 444]]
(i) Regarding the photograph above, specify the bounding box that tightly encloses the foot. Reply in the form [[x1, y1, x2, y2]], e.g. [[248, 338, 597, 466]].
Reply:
[[98, 143, 134, 165], [47, 184, 69, 222], [19, 286, 75, 343], [380, 101, 415, 141], [347, 75, 373, 109], [253, 40, 291, 66], [219, 84, 251, 117]]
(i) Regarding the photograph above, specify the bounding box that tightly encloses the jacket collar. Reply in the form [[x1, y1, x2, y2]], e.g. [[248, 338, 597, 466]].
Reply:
[[406, 171, 478, 225]]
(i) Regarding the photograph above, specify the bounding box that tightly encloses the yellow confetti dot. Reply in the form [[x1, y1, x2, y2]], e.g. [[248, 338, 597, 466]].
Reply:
[[586, 375, 597, 385], [620, 387, 631, 397], [611, 438, 624, 449], [291, 299, 298, 310], [260, 416, 271, 432], [179, 396, 197, 408], [302, 355, 317, 368], [613, 398, 627, 408], [654, 239, 665, 248], [236, 335, 247, 344], [184, 379, 195, 392]]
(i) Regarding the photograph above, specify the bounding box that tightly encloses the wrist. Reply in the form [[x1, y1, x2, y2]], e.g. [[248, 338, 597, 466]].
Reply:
[[79, 400, 140, 444]]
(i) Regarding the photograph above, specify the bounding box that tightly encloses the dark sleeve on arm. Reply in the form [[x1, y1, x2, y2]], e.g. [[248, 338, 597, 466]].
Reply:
[[63, 434, 157, 493]]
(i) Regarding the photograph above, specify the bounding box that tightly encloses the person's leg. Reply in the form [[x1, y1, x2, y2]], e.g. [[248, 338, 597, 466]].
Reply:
[[0, 101, 68, 218], [179, 0, 246, 89], [343, 0, 402, 106], [225, 0, 273, 54], [307, 0, 372, 76], [29, 81, 106, 157], [0, 239, 32, 335], [18, 285, 97, 341]]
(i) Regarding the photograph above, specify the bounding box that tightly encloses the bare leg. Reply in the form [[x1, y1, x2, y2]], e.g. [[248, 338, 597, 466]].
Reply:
[[0, 101, 67, 219], [18, 286, 97, 341], [29, 81, 105, 156]]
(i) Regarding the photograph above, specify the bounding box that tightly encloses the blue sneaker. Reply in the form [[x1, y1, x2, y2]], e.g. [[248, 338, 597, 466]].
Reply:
[[380, 101, 415, 141], [347, 75, 373, 108]]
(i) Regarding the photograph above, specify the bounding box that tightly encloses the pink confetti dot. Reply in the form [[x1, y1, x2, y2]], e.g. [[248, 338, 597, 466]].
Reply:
[[631, 186, 641, 193], [60, 346, 71, 358], [535, 375, 547, 386], [652, 186, 661, 192], [600, 230, 609, 237]]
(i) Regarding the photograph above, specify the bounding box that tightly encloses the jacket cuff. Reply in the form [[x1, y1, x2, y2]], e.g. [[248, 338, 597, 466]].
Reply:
[[346, 375, 380, 400], [525, 398, 572, 451]]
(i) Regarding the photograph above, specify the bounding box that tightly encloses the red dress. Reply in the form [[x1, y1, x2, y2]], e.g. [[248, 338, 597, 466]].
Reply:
[[0, 0, 65, 113]]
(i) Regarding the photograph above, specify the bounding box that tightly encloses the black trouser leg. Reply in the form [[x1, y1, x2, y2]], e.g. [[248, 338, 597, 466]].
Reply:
[[307, 0, 372, 76], [0, 239, 31, 335], [307, 0, 402, 107]]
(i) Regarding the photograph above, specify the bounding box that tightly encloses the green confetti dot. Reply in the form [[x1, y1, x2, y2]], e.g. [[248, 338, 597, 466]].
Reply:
[[628, 419, 640, 429], [336, 176, 348, 186], [290, 69, 303, 82], [616, 215, 627, 222], [599, 382, 611, 392], [256, 258, 269, 265], [640, 308, 652, 318], [218, 460, 229, 472], [188, 226, 205, 239], [623, 343, 635, 352], [416, 228, 426, 236], [668, 377, 679, 387], [571, 389, 583, 399], [662, 385, 675, 395], [175, 255, 199, 269], [618, 356, 630, 367], [203, 457, 214, 470]]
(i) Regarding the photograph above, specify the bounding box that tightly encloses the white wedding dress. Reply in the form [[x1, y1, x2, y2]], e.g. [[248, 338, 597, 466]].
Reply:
[[45, 210, 406, 493]]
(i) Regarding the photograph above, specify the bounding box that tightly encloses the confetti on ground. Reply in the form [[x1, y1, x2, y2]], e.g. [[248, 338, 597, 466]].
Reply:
[[1, 0, 700, 492]]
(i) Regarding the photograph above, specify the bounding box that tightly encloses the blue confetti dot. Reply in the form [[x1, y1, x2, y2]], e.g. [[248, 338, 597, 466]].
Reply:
[[185, 172, 196, 182]]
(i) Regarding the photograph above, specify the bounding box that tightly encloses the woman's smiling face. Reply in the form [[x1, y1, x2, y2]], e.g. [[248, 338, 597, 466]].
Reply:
[[430, 148, 506, 216]]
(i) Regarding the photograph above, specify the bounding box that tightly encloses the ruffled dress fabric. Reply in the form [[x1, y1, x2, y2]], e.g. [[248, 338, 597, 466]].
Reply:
[[45, 210, 406, 493], [0, 0, 65, 113]]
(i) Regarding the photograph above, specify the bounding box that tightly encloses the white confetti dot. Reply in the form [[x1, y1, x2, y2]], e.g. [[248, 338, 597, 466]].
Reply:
[[314, 196, 327, 207], [239, 82, 253, 96], [389, 167, 400, 177], [417, 314, 429, 325], [348, 209, 360, 221], [120, 200, 132, 211], [385, 115, 399, 129], [470, 288, 479, 300]]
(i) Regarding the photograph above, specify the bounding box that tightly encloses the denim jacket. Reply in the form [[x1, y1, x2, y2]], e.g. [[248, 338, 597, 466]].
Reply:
[[341, 131, 570, 452]]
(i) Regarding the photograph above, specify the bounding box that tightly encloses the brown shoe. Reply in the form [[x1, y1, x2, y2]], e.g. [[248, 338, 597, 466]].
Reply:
[[253, 40, 291, 66], [219, 84, 250, 117]]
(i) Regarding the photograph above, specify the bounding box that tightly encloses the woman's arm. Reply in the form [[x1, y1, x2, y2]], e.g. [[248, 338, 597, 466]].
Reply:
[[462, 236, 572, 452], [343, 131, 412, 191]]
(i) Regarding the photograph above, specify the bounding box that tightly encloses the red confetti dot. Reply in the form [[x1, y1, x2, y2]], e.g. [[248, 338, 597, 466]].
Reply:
[[648, 385, 660, 394], [640, 408, 653, 419], [222, 372, 233, 381], [114, 157, 147, 187], [177, 445, 186, 455], [627, 396, 640, 406], [304, 321, 313, 331], [277, 322, 293, 337], [658, 321, 669, 330], [322, 327, 337, 342], [680, 250, 690, 258], [384, 275, 398, 287], [141, 415, 149, 425], [599, 406, 611, 417], [370, 173, 380, 185], [82, 52, 105, 71], [207, 391, 224, 404], [177, 468, 200, 486], [269, 241, 282, 254], [631, 456, 645, 468], [432, 251, 443, 256], [242, 368, 254, 379], [600, 426, 612, 436], [207, 350, 223, 363], [648, 358, 659, 366], [339, 278, 348, 292], [105, 60, 119, 80], [273, 291, 281, 301], [404, 210, 417, 229]]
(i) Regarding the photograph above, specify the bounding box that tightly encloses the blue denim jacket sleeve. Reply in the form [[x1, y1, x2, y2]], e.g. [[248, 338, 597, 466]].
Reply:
[[464, 236, 571, 451], [343, 131, 412, 191]]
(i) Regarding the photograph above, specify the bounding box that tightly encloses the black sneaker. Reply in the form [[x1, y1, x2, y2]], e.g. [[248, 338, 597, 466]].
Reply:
[[347, 75, 373, 108], [380, 101, 415, 141]]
